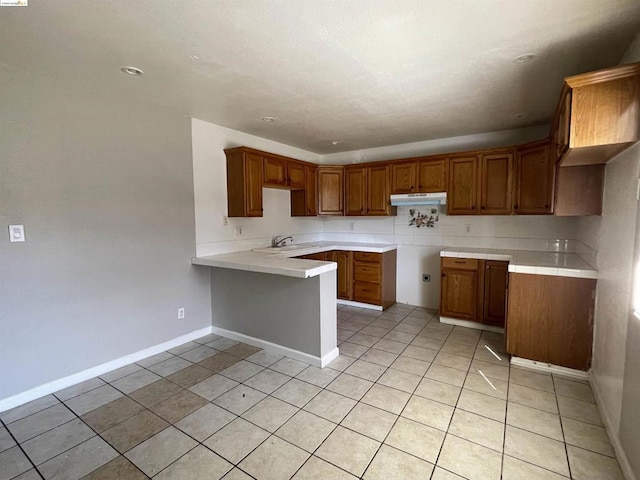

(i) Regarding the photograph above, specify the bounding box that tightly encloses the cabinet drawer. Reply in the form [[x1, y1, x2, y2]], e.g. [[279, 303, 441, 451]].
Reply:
[[353, 282, 381, 304], [442, 257, 479, 271], [354, 262, 382, 283], [354, 251, 382, 263]]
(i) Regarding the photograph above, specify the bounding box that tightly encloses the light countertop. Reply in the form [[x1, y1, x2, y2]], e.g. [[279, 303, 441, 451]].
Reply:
[[192, 242, 397, 279], [440, 247, 597, 279]]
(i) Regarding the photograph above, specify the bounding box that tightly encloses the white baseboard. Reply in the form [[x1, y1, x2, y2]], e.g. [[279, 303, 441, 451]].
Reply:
[[211, 325, 336, 368], [439, 316, 505, 334], [509, 357, 589, 380], [590, 374, 637, 480], [0, 326, 212, 414], [337, 299, 383, 311]]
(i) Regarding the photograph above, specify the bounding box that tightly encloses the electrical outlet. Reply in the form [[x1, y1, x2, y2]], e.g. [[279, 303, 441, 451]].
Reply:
[[235, 226, 243, 237], [178, 308, 185, 319], [223, 215, 229, 226], [465, 224, 471, 234], [423, 274, 431, 282], [350, 222, 355, 231]]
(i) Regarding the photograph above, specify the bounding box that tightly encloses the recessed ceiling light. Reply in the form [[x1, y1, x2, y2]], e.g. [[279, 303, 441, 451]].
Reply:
[[262, 116, 276, 122], [331, 141, 340, 145], [120, 66, 144, 76], [515, 112, 530, 119], [513, 54, 536, 64]]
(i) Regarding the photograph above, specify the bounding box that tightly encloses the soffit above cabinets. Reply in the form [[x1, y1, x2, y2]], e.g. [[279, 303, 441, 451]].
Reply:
[[1, 1, 639, 153]]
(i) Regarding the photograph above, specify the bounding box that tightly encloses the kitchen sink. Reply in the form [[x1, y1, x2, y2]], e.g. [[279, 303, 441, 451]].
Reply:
[[252, 244, 321, 253]]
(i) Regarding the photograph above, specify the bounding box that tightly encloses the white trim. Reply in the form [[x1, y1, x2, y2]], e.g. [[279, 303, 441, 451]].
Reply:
[[0, 326, 213, 413], [439, 316, 505, 334], [509, 356, 589, 380], [591, 374, 637, 480], [211, 325, 336, 367], [337, 299, 383, 311]]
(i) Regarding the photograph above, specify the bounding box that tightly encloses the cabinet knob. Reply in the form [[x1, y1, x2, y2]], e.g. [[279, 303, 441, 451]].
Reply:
[[481, 206, 485, 210], [545, 204, 550, 208], [367, 208, 370, 212], [419, 184, 422, 188], [410, 186, 414, 191], [471, 206, 475, 210], [514, 204, 519, 210], [441, 273, 446, 277]]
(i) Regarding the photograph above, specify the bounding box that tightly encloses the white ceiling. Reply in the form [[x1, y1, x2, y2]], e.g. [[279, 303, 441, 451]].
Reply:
[[1, 0, 639, 154]]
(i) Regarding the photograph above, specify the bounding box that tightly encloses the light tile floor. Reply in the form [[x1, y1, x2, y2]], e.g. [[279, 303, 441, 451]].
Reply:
[[0, 304, 624, 479]]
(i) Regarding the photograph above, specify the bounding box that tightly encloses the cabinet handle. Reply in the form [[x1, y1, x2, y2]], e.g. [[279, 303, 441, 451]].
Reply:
[[362, 289, 370, 293], [545, 204, 550, 208], [442, 273, 446, 277], [471, 206, 475, 210], [454, 261, 466, 264], [410, 186, 414, 191], [367, 208, 370, 212], [481, 206, 485, 209], [514, 204, 519, 210]]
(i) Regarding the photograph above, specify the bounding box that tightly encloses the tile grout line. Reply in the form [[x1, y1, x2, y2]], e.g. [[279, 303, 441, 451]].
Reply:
[[0, 416, 45, 480]]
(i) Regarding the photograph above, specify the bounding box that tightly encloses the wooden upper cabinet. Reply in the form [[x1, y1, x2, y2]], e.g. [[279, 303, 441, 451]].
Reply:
[[479, 152, 513, 215], [554, 62, 640, 166], [291, 165, 318, 217], [391, 162, 417, 194], [448, 155, 478, 215], [225, 148, 264, 217], [417, 157, 448, 193], [367, 164, 391, 215], [263, 155, 288, 187], [317, 166, 344, 215], [344, 166, 367, 216], [514, 142, 554, 214], [287, 161, 306, 189]]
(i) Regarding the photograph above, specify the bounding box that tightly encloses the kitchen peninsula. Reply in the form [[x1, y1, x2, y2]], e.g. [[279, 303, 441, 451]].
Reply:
[[192, 241, 397, 367]]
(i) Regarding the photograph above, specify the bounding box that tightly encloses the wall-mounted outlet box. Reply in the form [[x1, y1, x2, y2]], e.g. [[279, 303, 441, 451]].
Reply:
[[9, 225, 25, 243], [423, 274, 431, 282], [235, 226, 243, 237], [178, 308, 185, 319]]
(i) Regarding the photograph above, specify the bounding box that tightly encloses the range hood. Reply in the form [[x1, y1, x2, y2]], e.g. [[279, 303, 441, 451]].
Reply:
[[390, 192, 447, 206]]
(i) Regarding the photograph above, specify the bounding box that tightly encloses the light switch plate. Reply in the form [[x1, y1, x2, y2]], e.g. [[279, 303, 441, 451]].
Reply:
[[9, 224, 25, 242]]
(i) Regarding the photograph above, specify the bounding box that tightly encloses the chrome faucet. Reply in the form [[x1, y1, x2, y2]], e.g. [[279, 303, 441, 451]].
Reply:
[[272, 235, 293, 248]]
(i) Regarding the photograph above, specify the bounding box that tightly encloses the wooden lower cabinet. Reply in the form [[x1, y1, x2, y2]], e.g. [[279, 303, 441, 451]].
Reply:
[[506, 273, 596, 371], [327, 251, 353, 300], [440, 257, 508, 327], [352, 250, 397, 309], [310, 249, 397, 309]]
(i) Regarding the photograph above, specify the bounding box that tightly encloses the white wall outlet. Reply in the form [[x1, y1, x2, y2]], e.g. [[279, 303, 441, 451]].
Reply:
[[235, 226, 243, 237], [9, 225, 25, 243], [350, 222, 355, 231], [178, 308, 185, 319], [223, 215, 229, 226], [465, 224, 471, 234]]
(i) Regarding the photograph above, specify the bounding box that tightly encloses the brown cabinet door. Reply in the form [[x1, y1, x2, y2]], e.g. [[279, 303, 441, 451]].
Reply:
[[263, 156, 288, 187], [225, 148, 263, 217], [317, 167, 344, 215], [328, 251, 353, 300], [447, 155, 478, 215], [441, 268, 478, 321], [482, 261, 508, 327], [417, 157, 448, 193], [367, 164, 391, 215], [507, 273, 596, 370], [479, 153, 513, 215], [514, 142, 554, 214], [245, 152, 264, 217], [305, 165, 318, 216], [344, 166, 367, 216], [391, 162, 417, 194], [287, 161, 306, 189]]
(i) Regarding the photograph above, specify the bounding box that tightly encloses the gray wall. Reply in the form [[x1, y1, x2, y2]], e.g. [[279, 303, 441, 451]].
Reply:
[[0, 63, 211, 400], [575, 32, 640, 479]]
